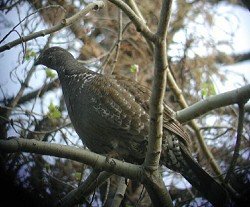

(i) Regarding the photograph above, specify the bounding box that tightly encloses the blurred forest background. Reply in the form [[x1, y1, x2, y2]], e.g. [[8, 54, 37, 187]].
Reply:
[[0, 0, 250, 206]]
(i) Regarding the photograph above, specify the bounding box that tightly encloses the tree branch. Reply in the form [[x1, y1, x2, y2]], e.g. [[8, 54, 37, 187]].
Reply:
[[224, 103, 246, 183], [111, 177, 127, 207], [142, 170, 173, 207], [57, 170, 112, 207], [156, 0, 172, 39], [245, 103, 250, 113], [0, 1, 105, 53], [76, 171, 112, 206], [176, 84, 250, 123], [110, 9, 123, 73], [0, 138, 174, 206], [0, 138, 142, 180], [6, 66, 35, 117], [58, 170, 100, 207], [144, 0, 173, 171], [215, 52, 250, 65], [124, 0, 154, 52], [108, 0, 156, 43], [167, 61, 224, 177], [8, 79, 60, 106], [143, 1, 174, 206], [239, 0, 250, 11], [125, 0, 146, 24], [176, 51, 250, 67], [0, 5, 66, 45], [101, 21, 132, 73]]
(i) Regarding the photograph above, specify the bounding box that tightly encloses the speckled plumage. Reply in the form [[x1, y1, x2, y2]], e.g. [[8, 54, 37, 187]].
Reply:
[[35, 47, 228, 206]]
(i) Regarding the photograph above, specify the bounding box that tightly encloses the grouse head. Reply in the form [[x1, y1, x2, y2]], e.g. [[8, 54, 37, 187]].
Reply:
[[35, 47, 75, 70]]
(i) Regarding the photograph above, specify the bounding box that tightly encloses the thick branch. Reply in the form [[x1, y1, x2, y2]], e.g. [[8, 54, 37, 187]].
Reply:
[[1, 138, 174, 206], [176, 84, 250, 123], [144, 0, 173, 170], [156, 0, 172, 39], [0, 138, 142, 180], [0, 1, 105, 53], [143, 2, 174, 206], [111, 177, 127, 207], [142, 170, 173, 207]]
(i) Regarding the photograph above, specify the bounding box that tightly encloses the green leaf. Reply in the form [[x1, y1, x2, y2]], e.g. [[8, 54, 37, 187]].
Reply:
[[44, 163, 50, 171], [201, 81, 216, 97], [129, 64, 138, 74], [47, 102, 61, 120], [25, 49, 36, 61], [45, 68, 56, 79], [74, 172, 82, 181]]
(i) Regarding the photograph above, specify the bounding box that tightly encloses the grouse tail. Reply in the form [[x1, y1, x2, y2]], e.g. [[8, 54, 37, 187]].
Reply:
[[181, 148, 229, 207]]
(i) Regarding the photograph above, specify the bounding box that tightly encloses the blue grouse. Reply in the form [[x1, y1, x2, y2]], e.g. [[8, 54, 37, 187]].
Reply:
[[35, 47, 228, 206]]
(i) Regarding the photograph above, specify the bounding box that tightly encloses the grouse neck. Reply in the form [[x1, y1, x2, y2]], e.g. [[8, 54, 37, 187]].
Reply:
[[57, 60, 98, 85], [56, 59, 89, 76]]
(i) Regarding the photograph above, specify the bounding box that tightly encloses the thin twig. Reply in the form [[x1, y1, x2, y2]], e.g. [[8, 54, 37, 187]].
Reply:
[[6, 66, 36, 118], [0, 0, 22, 12], [28, 122, 71, 135], [0, 5, 66, 44], [110, 9, 123, 74], [124, 0, 154, 52], [7, 78, 60, 106], [0, 1, 105, 52], [101, 21, 132, 73], [108, 0, 155, 43], [136, 186, 145, 207], [224, 102, 245, 183]]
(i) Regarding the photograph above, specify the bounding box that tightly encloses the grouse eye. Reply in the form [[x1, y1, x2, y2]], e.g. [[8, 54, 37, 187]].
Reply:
[[47, 56, 54, 65]]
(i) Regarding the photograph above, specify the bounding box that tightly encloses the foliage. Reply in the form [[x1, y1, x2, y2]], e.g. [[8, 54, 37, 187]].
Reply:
[[129, 64, 138, 74], [45, 68, 57, 79], [201, 81, 216, 97], [47, 102, 61, 120], [25, 49, 36, 61]]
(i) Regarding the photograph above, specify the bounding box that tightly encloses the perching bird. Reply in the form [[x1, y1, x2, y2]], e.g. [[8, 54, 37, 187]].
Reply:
[[35, 47, 228, 206]]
